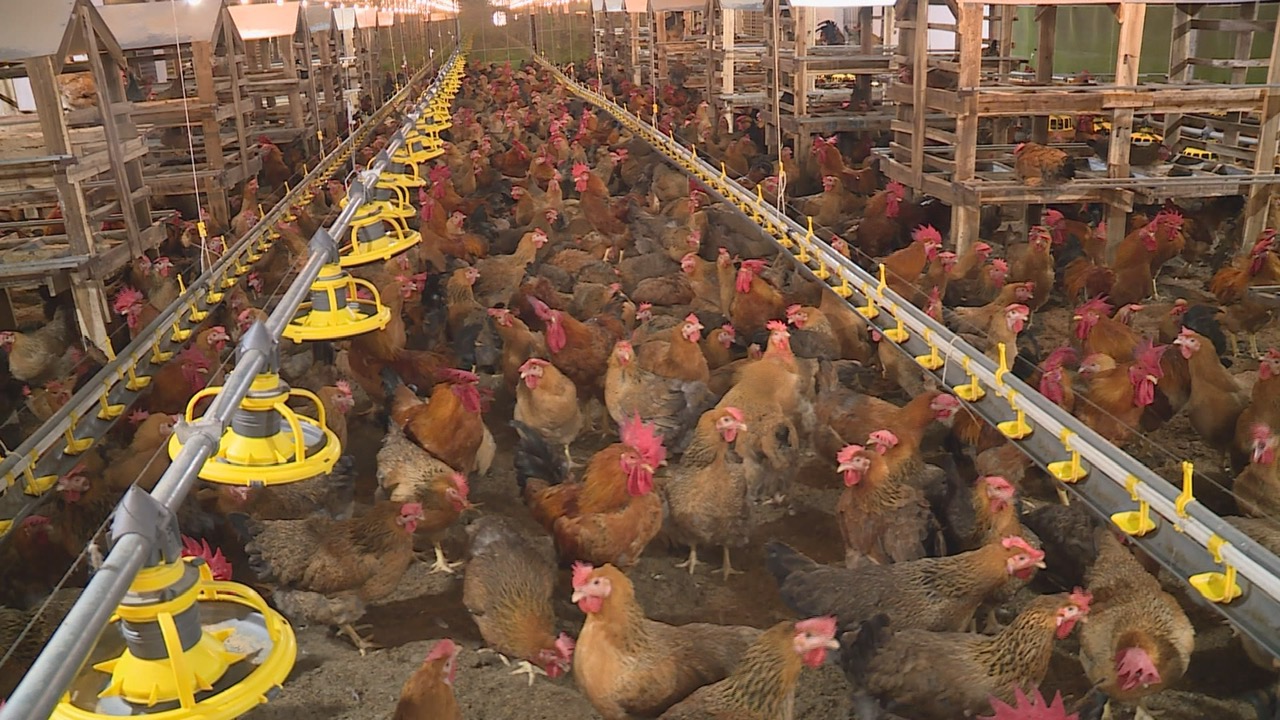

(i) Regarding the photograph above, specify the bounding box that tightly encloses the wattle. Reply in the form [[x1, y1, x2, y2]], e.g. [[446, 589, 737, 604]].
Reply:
[[843, 470, 860, 487], [547, 323, 567, 353], [1056, 618, 1078, 640], [578, 597, 604, 614], [1135, 379, 1155, 407], [802, 648, 827, 669], [1179, 345, 1194, 360]]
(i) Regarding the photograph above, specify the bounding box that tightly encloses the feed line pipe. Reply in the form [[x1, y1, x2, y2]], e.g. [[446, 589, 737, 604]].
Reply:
[[0, 51, 461, 720]]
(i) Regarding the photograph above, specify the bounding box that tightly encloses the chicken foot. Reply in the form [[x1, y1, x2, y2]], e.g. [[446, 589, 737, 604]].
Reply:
[[338, 623, 380, 656], [476, 648, 548, 686], [422, 542, 465, 574], [719, 546, 743, 581], [675, 545, 700, 574]]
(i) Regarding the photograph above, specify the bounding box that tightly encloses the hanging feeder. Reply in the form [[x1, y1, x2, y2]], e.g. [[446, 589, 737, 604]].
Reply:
[[281, 263, 393, 343]]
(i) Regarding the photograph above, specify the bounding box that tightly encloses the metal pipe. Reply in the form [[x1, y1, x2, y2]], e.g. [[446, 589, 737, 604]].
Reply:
[[0, 53, 460, 720]]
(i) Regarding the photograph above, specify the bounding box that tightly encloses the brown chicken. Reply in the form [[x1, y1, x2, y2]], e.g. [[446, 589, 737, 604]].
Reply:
[[1232, 348, 1280, 470], [1007, 225, 1055, 311], [232, 501, 426, 654], [462, 515, 575, 682], [527, 296, 625, 397], [392, 638, 462, 720], [767, 536, 1046, 633], [1171, 327, 1248, 454], [835, 435, 941, 567], [201, 457, 356, 521], [1210, 229, 1280, 358], [104, 411, 177, 492], [376, 420, 472, 574], [386, 369, 486, 474], [1075, 347, 1165, 445], [487, 307, 548, 390], [1078, 529, 1194, 718], [1013, 142, 1076, 186], [882, 225, 943, 301], [727, 258, 786, 339], [844, 590, 1092, 719], [316, 381, 355, 449], [473, 229, 549, 307], [664, 407, 751, 579], [605, 319, 714, 448], [1072, 297, 1140, 361], [573, 162, 629, 237], [1234, 425, 1280, 519], [0, 306, 76, 385], [514, 417, 665, 567], [570, 563, 762, 719], [814, 386, 959, 486], [658, 617, 839, 720], [514, 357, 584, 465]]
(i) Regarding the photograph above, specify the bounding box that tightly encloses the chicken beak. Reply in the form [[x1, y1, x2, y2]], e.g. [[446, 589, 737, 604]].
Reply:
[[822, 638, 840, 651], [1146, 374, 1158, 383], [1071, 315, 1083, 321], [1034, 560, 1048, 569], [571, 590, 586, 603]]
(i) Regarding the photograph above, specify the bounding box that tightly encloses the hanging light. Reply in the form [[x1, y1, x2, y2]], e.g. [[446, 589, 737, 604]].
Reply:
[[51, 491, 295, 720]]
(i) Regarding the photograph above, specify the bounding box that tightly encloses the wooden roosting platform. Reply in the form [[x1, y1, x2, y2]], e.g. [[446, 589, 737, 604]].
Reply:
[[0, 0, 158, 350], [707, 0, 769, 116], [305, 4, 344, 147], [883, 0, 1280, 254], [228, 1, 316, 154], [98, 0, 256, 231], [763, 0, 897, 169]]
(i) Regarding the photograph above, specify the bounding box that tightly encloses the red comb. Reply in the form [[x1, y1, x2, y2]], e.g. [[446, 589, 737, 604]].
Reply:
[[795, 615, 837, 639], [619, 415, 667, 468], [571, 561, 594, 589]]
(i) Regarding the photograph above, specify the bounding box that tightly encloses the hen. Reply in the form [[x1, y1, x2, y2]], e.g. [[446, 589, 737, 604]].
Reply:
[[571, 563, 761, 720], [1014, 142, 1076, 186], [392, 638, 462, 720]]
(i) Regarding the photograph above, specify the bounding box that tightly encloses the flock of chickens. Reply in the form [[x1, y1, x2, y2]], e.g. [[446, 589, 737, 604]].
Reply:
[[1, 56, 1280, 720]]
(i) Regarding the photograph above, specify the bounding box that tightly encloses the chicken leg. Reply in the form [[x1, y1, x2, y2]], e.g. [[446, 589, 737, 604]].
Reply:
[[426, 542, 464, 574], [719, 546, 743, 581], [338, 623, 380, 656], [1251, 333, 1262, 359], [477, 648, 548, 686], [675, 545, 700, 574]]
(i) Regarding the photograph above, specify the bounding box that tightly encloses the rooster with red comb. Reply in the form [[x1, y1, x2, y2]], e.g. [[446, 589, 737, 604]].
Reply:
[[512, 414, 665, 568]]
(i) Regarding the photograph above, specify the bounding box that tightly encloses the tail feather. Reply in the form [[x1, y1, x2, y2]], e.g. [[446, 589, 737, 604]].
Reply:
[[326, 455, 357, 519], [511, 419, 569, 492], [764, 540, 818, 588], [840, 614, 891, 712], [380, 366, 404, 407]]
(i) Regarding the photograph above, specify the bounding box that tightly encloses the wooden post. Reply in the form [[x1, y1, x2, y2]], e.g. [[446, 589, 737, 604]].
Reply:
[[722, 6, 735, 107], [194, 39, 230, 226], [1104, 2, 1146, 263], [992, 5, 1015, 143], [1031, 6, 1055, 144], [280, 35, 307, 133], [301, 26, 323, 155], [83, 8, 148, 256], [950, 1, 982, 256], [910, 0, 927, 189], [225, 19, 252, 173], [630, 13, 641, 85], [1163, 3, 1195, 146], [26, 56, 110, 352], [1242, 14, 1280, 246], [1224, 2, 1259, 150]]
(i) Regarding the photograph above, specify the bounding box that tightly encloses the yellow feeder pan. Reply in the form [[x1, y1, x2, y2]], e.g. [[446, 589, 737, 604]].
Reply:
[[339, 212, 420, 268], [379, 161, 427, 189], [168, 372, 340, 486], [339, 184, 415, 220], [281, 264, 393, 343], [392, 144, 444, 165], [52, 554, 295, 720]]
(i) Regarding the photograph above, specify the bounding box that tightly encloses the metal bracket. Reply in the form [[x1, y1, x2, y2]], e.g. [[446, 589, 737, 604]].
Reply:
[[110, 487, 180, 566]]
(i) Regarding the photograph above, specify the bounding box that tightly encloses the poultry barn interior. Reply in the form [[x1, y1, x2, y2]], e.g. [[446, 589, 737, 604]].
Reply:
[[4, 0, 1280, 719]]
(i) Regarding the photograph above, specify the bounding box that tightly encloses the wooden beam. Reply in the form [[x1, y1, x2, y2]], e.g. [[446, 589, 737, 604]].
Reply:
[[911, 0, 928, 189], [1243, 9, 1280, 247], [1164, 3, 1195, 142], [1032, 6, 1056, 144], [950, 1, 983, 255], [1105, 2, 1146, 264]]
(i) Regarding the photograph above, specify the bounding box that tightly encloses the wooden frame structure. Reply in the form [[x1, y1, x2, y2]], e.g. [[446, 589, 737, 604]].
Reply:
[[228, 1, 315, 150], [99, 0, 256, 230], [883, 0, 1280, 254], [306, 5, 343, 147], [708, 0, 769, 114], [763, 0, 897, 168], [651, 1, 711, 99], [0, 0, 158, 349]]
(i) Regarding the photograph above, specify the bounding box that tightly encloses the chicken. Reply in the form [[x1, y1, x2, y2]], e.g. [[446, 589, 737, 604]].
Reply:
[[798, 175, 861, 228], [473, 229, 549, 306], [834, 436, 941, 567], [658, 617, 839, 720], [1078, 529, 1195, 718], [376, 420, 472, 573], [842, 590, 1092, 719], [882, 224, 944, 302], [783, 304, 840, 360], [854, 182, 909, 258], [257, 137, 293, 191], [231, 179, 262, 237], [203, 457, 356, 521], [0, 306, 75, 385], [0, 588, 83, 695], [1073, 297, 1141, 362], [1209, 229, 1280, 358], [1008, 225, 1055, 311], [573, 162, 629, 237], [1233, 424, 1280, 519], [113, 286, 162, 340], [765, 536, 1045, 633], [605, 318, 714, 449], [316, 381, 355, 449], [514, 416, 665, 568], [664, 407, 752, 579], [1013, 142, 1076, 186], [1171, 327, 1248, 455], [462, 515, 575, 682], [514, 358, 583, 459], [727, 258, 786, 339], [1075, 347, 1165, 445], [487, 307, 548, 390], [1232, 348, 1280, 471], [103, 411, 177, 492], [1037, 346, 1079, 412], [570, 563, 762, 719], [232, 501, 426, 654], [527, 296, 626, 398], [385, 369, 486, 474], [392, 638, 462, 720]]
